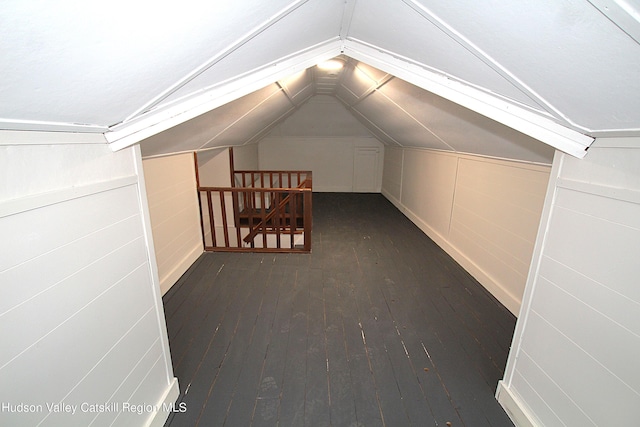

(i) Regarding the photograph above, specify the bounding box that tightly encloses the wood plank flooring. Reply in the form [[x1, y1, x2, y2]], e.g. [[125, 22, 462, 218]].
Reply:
[[163, 193, 516, 427]]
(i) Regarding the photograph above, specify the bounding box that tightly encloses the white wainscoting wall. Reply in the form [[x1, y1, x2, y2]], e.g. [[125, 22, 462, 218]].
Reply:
[[382, 146, 551, 315], [0, 135, 177, 426], [142, 152, 203, 295], [498, 138, 640, 426], [258, 137, 384, 192]]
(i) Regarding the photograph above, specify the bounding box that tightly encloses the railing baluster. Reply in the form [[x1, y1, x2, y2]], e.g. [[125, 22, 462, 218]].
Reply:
[[289, 192, 295, 248], [260, 190, 267, 248], [219, 191, 230, 247], [275, 191, 281, 249], [247, 190, 254, 248], [304, 189, 312, 252], [197, 190, 207, 249], [198, 170, 311, 253], [235, 188, 242, 248], [207, 190, 216, 247]]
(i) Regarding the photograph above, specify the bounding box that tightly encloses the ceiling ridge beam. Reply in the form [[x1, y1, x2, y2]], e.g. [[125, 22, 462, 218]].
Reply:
[[0, 119, 108, 134], [339, 0, 358, 39], [401, 0, 581, 129], [586, 0, 640, 45], [122, 0, 311, 124]]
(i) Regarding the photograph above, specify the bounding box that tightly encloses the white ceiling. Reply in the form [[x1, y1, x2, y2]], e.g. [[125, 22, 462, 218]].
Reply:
[[3, 0, 640, 159], [140, 58, 556, 163]]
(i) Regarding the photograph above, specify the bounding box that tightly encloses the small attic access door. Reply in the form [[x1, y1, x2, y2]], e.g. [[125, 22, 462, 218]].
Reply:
[[353, 147, 380, 192]]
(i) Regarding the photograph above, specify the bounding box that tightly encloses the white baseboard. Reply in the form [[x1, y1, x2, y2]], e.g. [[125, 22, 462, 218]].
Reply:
[[496, 381, 539, 427], [159, 243, 203, 295], [381, 189, 521, 315], [146, 377, 180, 427]]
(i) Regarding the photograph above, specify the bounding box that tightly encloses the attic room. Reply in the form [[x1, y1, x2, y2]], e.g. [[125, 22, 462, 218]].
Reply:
[[1, 1, 639, 426]]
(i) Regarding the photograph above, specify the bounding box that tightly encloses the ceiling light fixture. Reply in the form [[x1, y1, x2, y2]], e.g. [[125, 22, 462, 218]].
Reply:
[[317, 59, 344, 71]]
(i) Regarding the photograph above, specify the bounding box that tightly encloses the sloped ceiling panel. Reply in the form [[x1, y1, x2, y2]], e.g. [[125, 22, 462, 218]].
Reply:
[[332, 59, 554, 162], [373, 78, 555, 162], [345, 0, 550, 114], [205, 87, 295, 147], [279, 69, 315, 105], [352, 90, 454, 151], [140, 84, 294, 157], [410, 0, 640, 134], [268, 95, 374, 138], [4, 0, 639, 157], [139, 68, 319, 157], [143, 0, 345, 117], [1, 0, 304, 129], [138, 57, 555, 163]]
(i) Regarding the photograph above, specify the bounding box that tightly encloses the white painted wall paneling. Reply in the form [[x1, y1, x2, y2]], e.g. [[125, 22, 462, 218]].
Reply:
[[258, 137, 383, 192], [233, 144, 260, 171], [499, 139, 640, 426], [259, 95, 384, 192], [382, 147, 550, 314], [0, 140, 177, 426], [399, 148, 459, 238], [353, 147, 381, 192], [143, 153, 203, 295], [197, 149, 238, 247], [449, 158, 549, 305], [381, 145, 403, 200]]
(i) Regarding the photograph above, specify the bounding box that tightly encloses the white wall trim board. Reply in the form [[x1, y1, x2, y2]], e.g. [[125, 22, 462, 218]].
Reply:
[[411, 146, 554, 168], [0, 130, 107, 145], [590, 136, 640, 148], [557, 177, 640, 205], [499, 145, 640, 425], [132, 145, 177, 387], [496, 381, 540, 427], [586, 0, 640, 45], [382, 187, 522, 314], [105, 40, 344, 152], [497, 152, 565, 427], [342, 39, 595, 158], [144, 377, 180, 427], [0, 120, 108, 134], [0, 175, 138, 218], [339, 0, 358, 38], [501, 151, 564, 383]]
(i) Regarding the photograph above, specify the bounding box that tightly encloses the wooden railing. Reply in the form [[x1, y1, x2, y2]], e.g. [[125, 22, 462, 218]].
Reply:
[[197, 171, 312, 253], [234, 170, 310, 189]]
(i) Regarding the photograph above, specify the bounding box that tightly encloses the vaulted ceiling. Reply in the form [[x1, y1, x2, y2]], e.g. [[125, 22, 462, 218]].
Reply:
[[3, 0, 639, 160]]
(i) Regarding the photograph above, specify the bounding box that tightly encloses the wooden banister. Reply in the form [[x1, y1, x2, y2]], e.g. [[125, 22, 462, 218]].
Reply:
[[198, 170, 312, 253], [242, 179, 311, 244]]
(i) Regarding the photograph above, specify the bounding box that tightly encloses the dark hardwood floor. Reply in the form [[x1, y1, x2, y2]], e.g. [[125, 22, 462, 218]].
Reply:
[[162, 193, 516, 427]]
